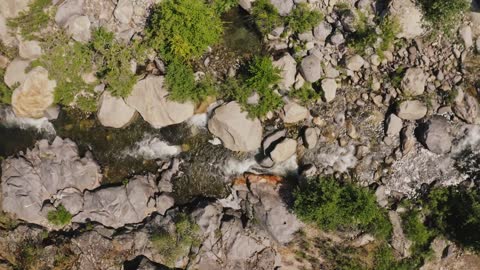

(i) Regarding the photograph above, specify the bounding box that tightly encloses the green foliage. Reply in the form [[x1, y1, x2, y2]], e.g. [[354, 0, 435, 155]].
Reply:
[[289, 83, 320, 105], [151, 213, 201, 267], [425, 187, 480, 250], [0, 69, 12, 104], [293, 177, 392, 239], [32, 33, 97, 112], [349, 13, 400, 58], [7, 0, 52, 40], [418, 0, 470, 35], [246, 56, 281, 90], [91, 28, 146, 98], [211, 0, 238, 14], [147, 0, 223, 62], [402, 209, 432, 252], [286, 3, 323, 33], [374, 244, 423, 270], [47, 205, 72, 226], [252, 0, 283, 35], [165, 61, 217, 103]]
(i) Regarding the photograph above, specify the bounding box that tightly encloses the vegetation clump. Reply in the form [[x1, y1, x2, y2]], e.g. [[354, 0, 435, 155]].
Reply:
[[251, 0, 283, 35], [418, 0, 470, 35], [47, 205, 72, 226], [293, 177, 392, 239], [286, 3, 323, 33], [32, 33, 97, 112], [7, 0, 52, 40], [147, 0, 223, 62], [289, 83, 320, 105], [151, 213, 201, 267], [90, 28, 147, 98], [0, 69, 12, 104]]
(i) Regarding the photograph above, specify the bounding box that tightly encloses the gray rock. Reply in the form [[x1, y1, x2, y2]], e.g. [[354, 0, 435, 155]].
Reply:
[[387, 0, 424, 39], [281, 101, 309, 123], [18, 40, 42, 60], [321, 78, 337, 102], [239, 0, 252, 11], [313, 21, 332, 42], [97, 91, 136, 128], [263, 129, 287, 154], [55, 0, 84, 27], [114, 0, 133, 24], [208, 102, 263, 152], [340, 9, 357, 32], [346, 55, 365, 71], [270, 0, 294, 16], [4, 58, 30, 88], [401, 68, 426, 96], [270, 138, 297, 163], [389, 211, 412, 258], [126, 75, 195, 128], [453, 90, 479, 124], [330, 31, 345, 45], [155, 194, 174, 215], [300, 55, 322, 83], [0, 0, 31, 18], [417, 116, 452, 154], [273, 53, 296, 90], [65, 15, 91, 43], [397, 100, 427, 120], [1, 137, 101, 227], [459, 25, 473, 49], [303, 127, 318, 149], [385, 114, 403, 137]]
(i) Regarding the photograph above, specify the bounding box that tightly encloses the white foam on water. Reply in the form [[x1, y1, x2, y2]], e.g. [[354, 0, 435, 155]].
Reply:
[[124, 134, 181, 160], [187, 113, 208, 128], [223, 158, 257, 176], [452, 125, 480, 155], [316, 145, 357, 173], [0, 107, 56, 134]]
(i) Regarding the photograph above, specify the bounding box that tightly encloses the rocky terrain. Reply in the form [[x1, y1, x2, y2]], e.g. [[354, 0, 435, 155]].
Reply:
[[1, 0, 480, 269]]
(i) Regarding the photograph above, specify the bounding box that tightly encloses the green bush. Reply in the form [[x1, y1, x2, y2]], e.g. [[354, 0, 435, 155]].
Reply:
[[212, 0, 238, 14], [418, 0, 470, 34], [246, 56, 281, 90], [349, 13, 400, 58], [147, 0, 223, 62], [402, 209, 432, 252], [47, 205, 72, 226], [32, 33, 97, 112], [0, 69, 12, 104], [425, 187, 480, 250], [151, 213, 201, 267], [293, 177, 392, 239], [165, 61, 217, 103], [286, 3, 323, 33], [7, 0, 52, 40], [91, 28, 147, 98], [252, 0, 283, 35], [289, 83, 320, 105]]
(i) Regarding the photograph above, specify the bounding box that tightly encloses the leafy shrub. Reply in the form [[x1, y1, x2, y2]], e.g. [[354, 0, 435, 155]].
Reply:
[[252, 0, 283, 35], [212, 0, 238, 14], [91, 28, 147, 98], [289, 83, 320, 105], [402, 209, 432, 252], [7, 0, 52, 40], [418, 0, 470, 34], [147, 0, 223, 62], [151, 213, 201, 267], [165, 61, 217, 103], [293, 177, 392, 239], [47, 205, 72, 226], [349, 13, 400, 58], [286, 3, 323, 33], [32, 33, 97, 112], [0, 69, 12, 104], [246, 56, 281, 90], [374, 244, 423, 270], [425, 187, 480, 250]]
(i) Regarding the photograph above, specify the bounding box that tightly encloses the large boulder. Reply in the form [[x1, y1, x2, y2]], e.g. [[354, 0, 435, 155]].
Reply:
[[208, 102, 263, 152], [4, 58, 30, 88], [281, 101, 309, 123], [65, 15, 91, 43], [12, 66, 57, 118], [387, 0, 424, 39], [0, 0, 31, 18], [397, 100, 427, 120], [417, 116, 452, 154], [1, 137, 102, 227], [114, 0, 133, 24], [401, 68, 426, 96], [385, 114, 403, 137], [269, 0, 294, 16], [453, 90, 479, 124], [345, 55, 365, 71], [126, 75, 195, 128], [389, 211, 412, 258], [55, 0, 84, 27], [18, 40, 42, 60], [97, 91, 136, 128], [300, 55, 322, 83], [270, 138, 297, 163], [273, 53, 296, 90], [322, 78, 337, 102], [313, 21, 333, 42]]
